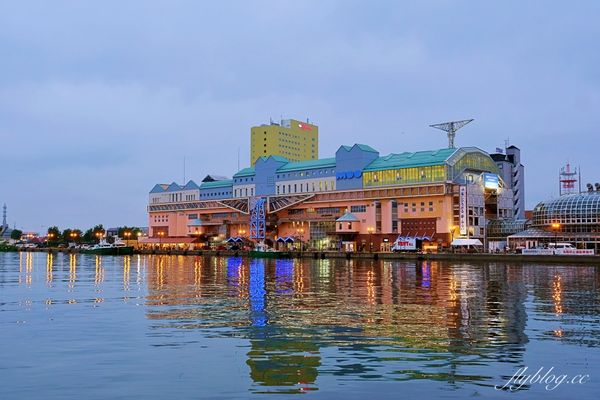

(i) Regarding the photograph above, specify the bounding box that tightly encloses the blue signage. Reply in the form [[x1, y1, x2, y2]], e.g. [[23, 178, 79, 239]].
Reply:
[[336, 170, 362, 180], [483, 173, 499, 190]]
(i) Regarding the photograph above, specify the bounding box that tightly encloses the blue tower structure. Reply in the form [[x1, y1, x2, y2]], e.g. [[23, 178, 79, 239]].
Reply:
[[250, 197, 266, 240]]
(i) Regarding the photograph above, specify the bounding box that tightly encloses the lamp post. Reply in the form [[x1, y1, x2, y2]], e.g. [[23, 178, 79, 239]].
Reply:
[[367, 226, 375, 253], [551, 222, 561, 254], [158, 231, 165, 249]]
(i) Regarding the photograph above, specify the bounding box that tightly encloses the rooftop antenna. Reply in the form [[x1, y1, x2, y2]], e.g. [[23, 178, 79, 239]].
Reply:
[[504, 138, 510, 149], [429, 119, 474, 149]]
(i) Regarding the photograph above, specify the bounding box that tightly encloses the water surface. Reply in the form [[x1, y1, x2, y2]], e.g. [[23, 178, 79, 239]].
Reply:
[[1, 252, 598, 399]]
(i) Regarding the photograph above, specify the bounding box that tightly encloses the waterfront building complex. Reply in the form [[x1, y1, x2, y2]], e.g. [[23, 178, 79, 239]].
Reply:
[[146, 134, 524, 251], [508, 187, 600, 252], [250, 119, 318, 166]]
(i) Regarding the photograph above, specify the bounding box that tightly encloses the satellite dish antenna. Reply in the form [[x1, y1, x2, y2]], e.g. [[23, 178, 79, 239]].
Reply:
[[429, 119, 474, 148]]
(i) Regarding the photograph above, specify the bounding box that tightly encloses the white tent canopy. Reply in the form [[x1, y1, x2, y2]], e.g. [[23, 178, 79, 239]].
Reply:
[[451, 239, 483, 246]]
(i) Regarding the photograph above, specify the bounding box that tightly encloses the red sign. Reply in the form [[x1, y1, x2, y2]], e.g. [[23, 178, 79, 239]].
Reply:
[[298, 123, 312, 131]]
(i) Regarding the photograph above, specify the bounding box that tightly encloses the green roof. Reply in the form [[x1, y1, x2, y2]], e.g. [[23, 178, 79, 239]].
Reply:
[[276, 157, 336, 172], [200, 179, 233, 189], [233, 167, 255, 177], [364, 148, 457, 171]]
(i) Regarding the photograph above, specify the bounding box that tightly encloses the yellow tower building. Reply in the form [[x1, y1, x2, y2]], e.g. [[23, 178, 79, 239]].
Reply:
[[250, 119, 318, 165]]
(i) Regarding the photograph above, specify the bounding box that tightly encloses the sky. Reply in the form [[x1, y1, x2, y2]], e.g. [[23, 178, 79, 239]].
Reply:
[[1, 0, 599, 232]]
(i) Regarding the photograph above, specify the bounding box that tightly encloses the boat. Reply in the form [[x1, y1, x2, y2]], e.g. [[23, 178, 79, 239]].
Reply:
[[248, 242, 291, 259], [81, 238, 134, 255]]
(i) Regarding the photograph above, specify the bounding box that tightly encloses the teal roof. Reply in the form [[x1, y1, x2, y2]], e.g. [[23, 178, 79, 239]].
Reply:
[[200, 179, 233, 189], [364, 148, 458, 171], [354, 144, 378, 153], [338, 143, 379, 153], [276, 157, 336, 172], [233, 167, 255, 177], [257, 155, 288, 163]]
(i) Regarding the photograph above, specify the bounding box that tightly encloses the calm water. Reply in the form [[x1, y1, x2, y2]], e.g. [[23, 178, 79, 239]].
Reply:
[[1, 252, 599, 399]]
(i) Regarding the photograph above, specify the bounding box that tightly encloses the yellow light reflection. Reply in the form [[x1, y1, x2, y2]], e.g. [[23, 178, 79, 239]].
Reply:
[[69, 253, 77, 289], [366, 269, 376, 306], [25, 252, 33, 286], [194, 258, 202, 297], [46, 253, 54, 284], [95, 255, 104, 285], [552, 275, 563, 315], [123, 256, 131, 292]]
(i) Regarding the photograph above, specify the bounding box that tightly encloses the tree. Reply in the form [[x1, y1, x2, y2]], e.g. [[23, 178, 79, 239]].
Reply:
[[117, 226, 142, 239], [83, 225, 105, 243], [92, 224, 105, 243], [83, 228, 94, 243], [61, 228, 72, 243], [47, 226, 60, 244], [61, 228, 82, 243], [11, 229, 23, 240]]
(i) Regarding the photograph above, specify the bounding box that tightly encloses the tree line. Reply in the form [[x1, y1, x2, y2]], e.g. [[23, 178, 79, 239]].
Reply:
[[16, 225, 143, 245]]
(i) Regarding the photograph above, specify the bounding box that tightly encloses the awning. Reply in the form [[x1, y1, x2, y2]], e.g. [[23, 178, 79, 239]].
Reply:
[[451, 238, 483, 246], [336, 211, 360, 222], [276, 236, 295, 243], [396, 234, 434, 241], [139, 237, 200, 244], [226, 237, 245, 243]]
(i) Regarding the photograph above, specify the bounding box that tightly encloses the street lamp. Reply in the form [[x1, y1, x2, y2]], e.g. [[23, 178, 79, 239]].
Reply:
[[158, 231, 165, 249], [47, 232, 55, 246], [551, 222, 561, 253], [367, 226, 375, 253], [124, 231, 131, 243]]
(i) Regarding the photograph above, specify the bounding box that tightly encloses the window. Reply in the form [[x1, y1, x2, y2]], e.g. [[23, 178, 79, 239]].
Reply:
[[351, 205, 367, 213]]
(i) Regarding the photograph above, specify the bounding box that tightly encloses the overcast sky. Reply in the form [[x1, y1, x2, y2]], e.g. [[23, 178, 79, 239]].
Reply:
[[1, 0, 599, 232]]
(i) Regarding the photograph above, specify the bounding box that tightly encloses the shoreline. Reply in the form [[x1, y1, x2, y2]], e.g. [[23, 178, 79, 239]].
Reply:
[[7, 247, 600, 264]]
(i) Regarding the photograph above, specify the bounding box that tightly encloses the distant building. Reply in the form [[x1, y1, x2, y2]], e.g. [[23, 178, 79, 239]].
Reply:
[[250, 119, 318, 166], [0, 203, 14, 241], [490, 145, 525, 219]]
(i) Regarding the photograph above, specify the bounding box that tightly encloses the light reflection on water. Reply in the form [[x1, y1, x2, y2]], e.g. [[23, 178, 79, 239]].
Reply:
[[0, 252, 599, 399]]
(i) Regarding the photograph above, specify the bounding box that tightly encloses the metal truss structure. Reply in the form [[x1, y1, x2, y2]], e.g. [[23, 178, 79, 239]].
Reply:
[[430, 119, 474, 149], [249, 197, 266, 240]]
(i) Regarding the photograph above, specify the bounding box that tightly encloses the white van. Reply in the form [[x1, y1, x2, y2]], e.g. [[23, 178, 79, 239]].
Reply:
[[548, 242, 575, 249]]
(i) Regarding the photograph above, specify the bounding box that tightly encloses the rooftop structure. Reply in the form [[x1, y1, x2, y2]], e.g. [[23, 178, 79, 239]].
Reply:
[[250, 118, 318, 166]]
